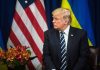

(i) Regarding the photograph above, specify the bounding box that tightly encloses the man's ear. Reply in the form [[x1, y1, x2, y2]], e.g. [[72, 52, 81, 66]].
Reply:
[[65, 20, 67, 23], [64, 20, 67, 24]]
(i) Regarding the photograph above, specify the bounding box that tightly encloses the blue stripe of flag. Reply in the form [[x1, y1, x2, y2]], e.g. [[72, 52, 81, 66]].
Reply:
[[68, 0, 95, 46]]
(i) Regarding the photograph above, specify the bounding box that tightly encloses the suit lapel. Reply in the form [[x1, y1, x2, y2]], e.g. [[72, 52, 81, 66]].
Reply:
[[55, 30, 62, 58], [67, 27, 75, 57], [54, 28, 75, 52], [54, 28, 75, 57], [67, 27, 75, 63], [55, 29, 60, 47]]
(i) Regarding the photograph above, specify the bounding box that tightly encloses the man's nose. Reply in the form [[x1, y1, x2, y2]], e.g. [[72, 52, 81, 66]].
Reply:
[[52, 20, 54, 23], [52, 19, 56, 23]]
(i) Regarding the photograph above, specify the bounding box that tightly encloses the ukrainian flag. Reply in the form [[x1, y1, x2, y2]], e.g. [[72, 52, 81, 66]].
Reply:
[[61, 0, 95, 46]]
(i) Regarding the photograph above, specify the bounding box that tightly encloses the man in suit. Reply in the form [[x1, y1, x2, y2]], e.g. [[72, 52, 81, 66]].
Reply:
[[43, 8, 90, 70]]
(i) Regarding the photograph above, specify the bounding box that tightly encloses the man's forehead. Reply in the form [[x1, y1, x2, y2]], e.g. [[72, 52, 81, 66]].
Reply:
[[52, 13, 63, 18]]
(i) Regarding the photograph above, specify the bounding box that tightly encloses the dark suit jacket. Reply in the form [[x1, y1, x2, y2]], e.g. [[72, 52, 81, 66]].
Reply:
[[43, 26, 90, 70]]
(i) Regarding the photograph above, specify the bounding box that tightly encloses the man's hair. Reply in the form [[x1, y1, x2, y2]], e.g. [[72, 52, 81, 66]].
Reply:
[[52, 8, 72, 23]]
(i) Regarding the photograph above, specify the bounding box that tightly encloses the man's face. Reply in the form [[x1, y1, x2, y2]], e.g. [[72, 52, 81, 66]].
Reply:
[[52, 12, 69, 30]]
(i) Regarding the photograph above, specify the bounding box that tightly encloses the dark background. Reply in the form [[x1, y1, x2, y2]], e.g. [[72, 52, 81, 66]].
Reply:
[[0, 0, 100, 48], [89, 0, 100, 47]]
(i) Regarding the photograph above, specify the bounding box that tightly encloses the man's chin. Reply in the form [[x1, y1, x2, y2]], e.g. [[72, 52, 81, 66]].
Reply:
[[54, 27, 60, 30], [54, 27, 57, 29]]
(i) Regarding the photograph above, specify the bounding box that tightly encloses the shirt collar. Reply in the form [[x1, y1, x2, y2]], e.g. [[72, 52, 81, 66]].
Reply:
[[59, 25, 70, 35], [63, 25, 70, 36]]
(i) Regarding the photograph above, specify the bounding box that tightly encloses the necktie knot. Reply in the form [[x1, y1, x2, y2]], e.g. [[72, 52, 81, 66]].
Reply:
[[60, 31, 65, 34]]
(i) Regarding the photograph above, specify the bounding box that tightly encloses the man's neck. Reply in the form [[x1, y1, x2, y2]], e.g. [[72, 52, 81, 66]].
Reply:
[[61, 25, 70, 31]]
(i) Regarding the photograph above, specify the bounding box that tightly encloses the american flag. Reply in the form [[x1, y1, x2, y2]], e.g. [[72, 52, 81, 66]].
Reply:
[[7, 0, 48, 70]]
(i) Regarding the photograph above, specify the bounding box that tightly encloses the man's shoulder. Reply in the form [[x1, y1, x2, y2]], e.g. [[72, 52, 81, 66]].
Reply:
[[71, 26, 86, 33]]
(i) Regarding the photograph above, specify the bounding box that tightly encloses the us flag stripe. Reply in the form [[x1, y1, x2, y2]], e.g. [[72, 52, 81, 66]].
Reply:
[[7, 0, 48, 70], [35, 0, 46, 22], [14, 11, 42, 63], [9, 29, 21, 46], [15, 1, 44, 53], [25, 7, 44, 42]]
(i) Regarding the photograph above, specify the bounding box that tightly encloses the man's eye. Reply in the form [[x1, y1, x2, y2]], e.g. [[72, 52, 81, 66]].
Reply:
[[54, 18, 59, 20]]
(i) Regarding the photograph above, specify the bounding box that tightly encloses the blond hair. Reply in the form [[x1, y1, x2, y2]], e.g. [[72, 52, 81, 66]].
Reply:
[[52, 8, 72, 23]]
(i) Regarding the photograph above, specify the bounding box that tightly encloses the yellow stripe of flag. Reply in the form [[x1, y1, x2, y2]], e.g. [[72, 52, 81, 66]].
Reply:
[[61, 0, 92, 46]]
